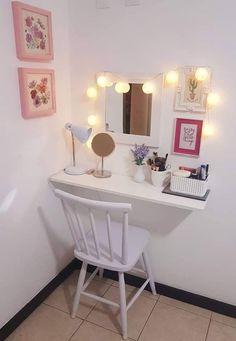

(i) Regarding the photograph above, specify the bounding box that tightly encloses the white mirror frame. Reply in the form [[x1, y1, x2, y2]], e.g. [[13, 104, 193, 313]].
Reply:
[[98, 73, 163, 147]]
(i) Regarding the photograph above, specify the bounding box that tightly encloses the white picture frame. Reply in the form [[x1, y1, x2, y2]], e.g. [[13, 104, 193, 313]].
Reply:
[[174, 66, 211, 113]]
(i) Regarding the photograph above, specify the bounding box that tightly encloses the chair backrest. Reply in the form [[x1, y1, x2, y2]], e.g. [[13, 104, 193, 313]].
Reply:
[[54, 189, 132, 265]]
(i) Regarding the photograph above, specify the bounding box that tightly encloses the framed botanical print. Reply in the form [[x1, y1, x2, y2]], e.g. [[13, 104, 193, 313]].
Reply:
[[18, 68, 56, 118], [173, 118, 203, 157], [12, 1, 54, 62], [174, 66, 211, 113]]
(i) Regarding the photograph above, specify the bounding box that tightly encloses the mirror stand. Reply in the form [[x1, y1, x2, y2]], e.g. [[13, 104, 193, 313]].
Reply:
[[91, 133, 115, 178], [93, 157, 112, 178]]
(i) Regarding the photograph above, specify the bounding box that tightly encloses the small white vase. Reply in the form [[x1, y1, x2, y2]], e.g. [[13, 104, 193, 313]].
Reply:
[[133, 165, 145, 183]]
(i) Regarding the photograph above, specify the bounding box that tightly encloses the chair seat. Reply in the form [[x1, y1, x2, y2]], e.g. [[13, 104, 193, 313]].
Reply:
[[74, 220, 150, 272]]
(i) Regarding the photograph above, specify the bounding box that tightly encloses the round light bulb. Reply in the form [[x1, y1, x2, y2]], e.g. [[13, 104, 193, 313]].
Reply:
[[203, 123, 215, 137], [165, 71, 178, 85], [88, 114, 97, 126], [142, 82, 155, 94], [97, 76, 107, 87], [195, 68, 209, 81], [86, 87, 98, 99], [86, 139, 92, 149], [115, 82, 130, 94], [207, 92, 220, 106]]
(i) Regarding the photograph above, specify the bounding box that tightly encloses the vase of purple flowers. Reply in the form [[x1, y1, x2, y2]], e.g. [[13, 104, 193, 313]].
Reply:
[[131, 144, 149, 183]]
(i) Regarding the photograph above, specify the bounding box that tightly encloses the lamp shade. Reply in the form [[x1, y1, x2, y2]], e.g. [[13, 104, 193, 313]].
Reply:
[[65, 123, 92, 144]]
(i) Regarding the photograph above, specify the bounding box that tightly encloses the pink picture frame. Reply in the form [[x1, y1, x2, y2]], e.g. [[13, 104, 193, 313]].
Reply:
[[12, 1, 54, 62], [18, 68, 56, 119], [173, 118, 203, 157]]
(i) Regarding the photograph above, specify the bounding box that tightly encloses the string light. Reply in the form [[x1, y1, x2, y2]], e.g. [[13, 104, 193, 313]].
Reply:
[[142, 82, 155, 94], [115, 82, 130, 94], [86, 87, 98, 99], [97, 73, 113, 87], [165, 71, 178, 85], [203, 123, 215, 137], [195, 67, 209, 81], [88, 115, 97, 126], [86, 139, 92, 149], [207, 92, 220, 107], [97, 76, 107, 87]]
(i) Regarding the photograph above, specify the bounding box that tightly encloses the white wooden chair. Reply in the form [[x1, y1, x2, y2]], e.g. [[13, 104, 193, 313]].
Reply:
[[54, 189, 157, 339]]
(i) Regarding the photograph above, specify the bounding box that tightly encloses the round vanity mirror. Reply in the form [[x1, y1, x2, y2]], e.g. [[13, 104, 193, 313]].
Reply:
[[91, 132, 115, 178]]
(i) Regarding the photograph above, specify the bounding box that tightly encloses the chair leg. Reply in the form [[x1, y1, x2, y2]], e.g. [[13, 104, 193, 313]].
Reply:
[[118, 272, 127, 340], [99, 268, 104, 279], [142, 251, 157, 296], [72, 262, 87, 318]]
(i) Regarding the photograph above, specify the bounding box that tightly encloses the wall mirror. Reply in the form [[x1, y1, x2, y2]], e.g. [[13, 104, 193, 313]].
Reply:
[[106, 83, 152, 136], [103, 73, 163, 147]]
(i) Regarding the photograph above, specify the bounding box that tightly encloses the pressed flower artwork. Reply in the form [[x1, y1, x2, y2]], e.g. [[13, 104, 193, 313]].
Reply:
[[12, 2, 53, 62], [174, 66, 211, 113], [28, 77, 51, 109], [18, 68, 56, 119], [24, 14, 48, 52]]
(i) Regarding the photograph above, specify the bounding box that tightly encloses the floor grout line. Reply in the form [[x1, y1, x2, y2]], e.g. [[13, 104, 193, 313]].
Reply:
[[204, 316, 212, 341], [210, 314, 236, 330], [83, 319, 137, 341], [41, 302, 86, 321], [155, 299, 212, 320], [67, 319, 86, 341], [137, 294, 160, 340]]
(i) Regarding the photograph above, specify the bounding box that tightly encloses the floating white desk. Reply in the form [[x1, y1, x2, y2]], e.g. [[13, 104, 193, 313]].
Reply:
[[50, 171, 208, 211]]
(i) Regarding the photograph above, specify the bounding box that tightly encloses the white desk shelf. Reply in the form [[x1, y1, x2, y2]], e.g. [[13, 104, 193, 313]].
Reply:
[[50, 171, 208, 211]]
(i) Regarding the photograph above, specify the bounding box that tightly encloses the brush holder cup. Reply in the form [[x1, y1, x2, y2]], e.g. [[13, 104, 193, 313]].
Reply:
[[151, 169, 171, 187]]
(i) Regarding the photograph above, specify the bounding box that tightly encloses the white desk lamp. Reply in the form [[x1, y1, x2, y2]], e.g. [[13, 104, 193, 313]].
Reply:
[[64, 123, 92, 175]]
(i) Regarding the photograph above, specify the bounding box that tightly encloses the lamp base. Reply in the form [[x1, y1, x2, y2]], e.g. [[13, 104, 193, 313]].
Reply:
[[64, 166, 88, 175]]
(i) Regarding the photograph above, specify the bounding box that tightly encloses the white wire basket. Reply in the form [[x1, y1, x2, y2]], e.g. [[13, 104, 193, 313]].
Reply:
[[170, 175, 208, 197]]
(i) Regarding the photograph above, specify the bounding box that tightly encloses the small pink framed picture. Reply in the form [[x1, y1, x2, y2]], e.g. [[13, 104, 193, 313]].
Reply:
[[18, 68, 56, 119], [12, 1, 54, 62], [173, 118, 203, 157]]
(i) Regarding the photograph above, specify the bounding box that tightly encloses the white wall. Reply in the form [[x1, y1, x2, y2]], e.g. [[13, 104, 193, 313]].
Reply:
[[68, 0, 236, 305], [0, 0, 73, 328]]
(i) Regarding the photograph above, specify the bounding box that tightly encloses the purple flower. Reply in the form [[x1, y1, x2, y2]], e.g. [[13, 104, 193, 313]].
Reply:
[[131, 144, 149, 165], [26, 33, 32, 43], [33, 95, 41, 108]]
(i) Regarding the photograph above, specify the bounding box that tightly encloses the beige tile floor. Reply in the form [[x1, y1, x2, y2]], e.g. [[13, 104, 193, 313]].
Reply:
[[7, 270, 236, 341]]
